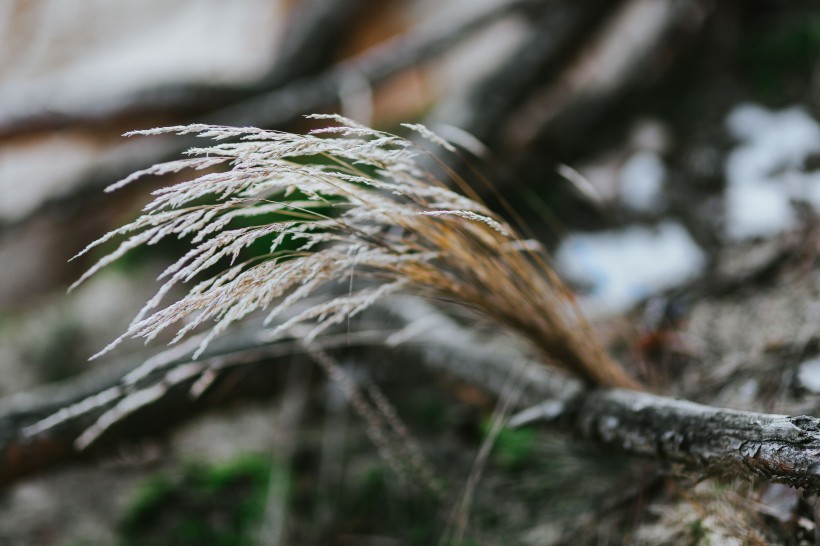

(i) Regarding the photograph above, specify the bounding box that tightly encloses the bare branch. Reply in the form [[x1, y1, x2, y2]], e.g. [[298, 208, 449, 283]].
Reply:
[[516, 388, 820, 495], [0, 0, 535, 235], [206, 0, 538, 128], [438, 0, 616, 148], [506, 0, 713, 155], [5, 308, 820, 497], [0, 0, 364, 138], [0, 329, 384, 485]]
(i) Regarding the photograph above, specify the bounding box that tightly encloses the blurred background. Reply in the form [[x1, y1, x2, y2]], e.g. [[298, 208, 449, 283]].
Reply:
[[0, 0, 819, 544]]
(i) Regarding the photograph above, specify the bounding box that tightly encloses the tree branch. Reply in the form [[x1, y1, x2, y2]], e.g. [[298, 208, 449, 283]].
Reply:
[[514, 388, 820, 495], [506, 0, 713, 156], [4, 299, 820, 497], [0, 0, 364, 138], [0, 340, 280, 484], [0, 294, 562, 486], [0, 0, 535, 235], [439, 0, 616, 149], [205, 0, 537, 128]]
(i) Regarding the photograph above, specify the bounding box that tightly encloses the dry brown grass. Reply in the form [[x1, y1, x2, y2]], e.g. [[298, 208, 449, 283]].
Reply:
[[74, 115, 637, 389]]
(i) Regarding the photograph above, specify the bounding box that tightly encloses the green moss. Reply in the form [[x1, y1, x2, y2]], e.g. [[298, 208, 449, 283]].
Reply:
[[28, 320, 87, 382], [346, 467, 388, 520], [118, 455, 279, 546], [122, 475, 175, 526], [743, 15, 820, 102], [405, 393, 449, 431], [91, 182, 350, 280], [688, 518, 707, 544], [339, 466, 442, 545], [491, 427, 538, 471]]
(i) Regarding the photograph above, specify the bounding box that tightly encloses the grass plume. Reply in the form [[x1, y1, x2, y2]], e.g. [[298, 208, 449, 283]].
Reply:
[[75, 114, 637, 389]]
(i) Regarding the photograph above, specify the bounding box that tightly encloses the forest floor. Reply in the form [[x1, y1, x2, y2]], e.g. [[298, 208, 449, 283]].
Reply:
[[0, 1, 819, 545]]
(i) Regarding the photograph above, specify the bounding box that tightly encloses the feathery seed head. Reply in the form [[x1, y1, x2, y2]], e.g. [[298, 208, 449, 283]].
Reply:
[[77, 116, 637, 388]]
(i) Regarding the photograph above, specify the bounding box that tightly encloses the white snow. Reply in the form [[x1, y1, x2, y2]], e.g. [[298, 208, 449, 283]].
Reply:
[[724, 182, 797, 241], [555, 221, 706, 314], [0, 0, 284, 118], [723, 103, 820, 240], [798, 356, 820, 393], [0, 134, 103, 222], [619, 150, 666, 213], [0, 0, 283, 222]]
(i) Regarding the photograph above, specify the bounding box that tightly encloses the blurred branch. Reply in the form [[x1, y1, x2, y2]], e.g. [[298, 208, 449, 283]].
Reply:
[[0, 0, 536, 236], [4, 301, 820, 497], [0, 0, 364, 139], [424, 0, 714, 213], [0, 329, 390, 485], [440, 0, 616, 149], [0, 334, 286, 484], [0, 296, 556, 485], [205, 0, 538, 127], [506, 0, 714, 156]]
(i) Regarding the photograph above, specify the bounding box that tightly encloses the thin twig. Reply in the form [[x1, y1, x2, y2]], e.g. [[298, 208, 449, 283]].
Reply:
[[256, 360, 311, 546], [442, 363, 529, 546]]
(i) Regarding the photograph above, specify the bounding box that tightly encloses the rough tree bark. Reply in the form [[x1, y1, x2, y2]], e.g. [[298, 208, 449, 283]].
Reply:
[[3, 309, 820, 496], [515, 389, 820, 493]]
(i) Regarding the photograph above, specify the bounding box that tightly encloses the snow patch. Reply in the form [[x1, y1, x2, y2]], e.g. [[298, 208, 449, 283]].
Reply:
[[555, 221, 706, 315], [723, 103, 820, 240], [619, 150, 666, 213], [798, 356, 820, 393], [0, 0, 283, 118]]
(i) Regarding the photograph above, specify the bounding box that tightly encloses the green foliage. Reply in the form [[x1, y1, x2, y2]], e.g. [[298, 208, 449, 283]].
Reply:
[[27, 319, 87, 382], [491, 426, 538, 471], [688, 518, 708, 544], [102, 186, 342, 276], [405, 391, 450, 432], [225, 188, 345, 262], [743, 15, 820, 102], [341, 466, 441, 545], [118, 455, 277, 546]]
